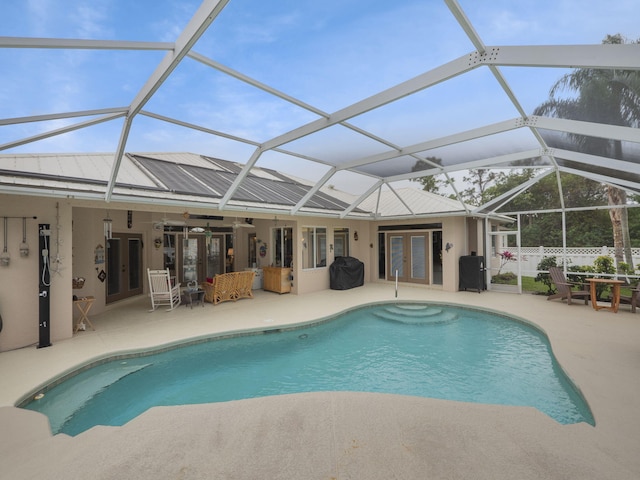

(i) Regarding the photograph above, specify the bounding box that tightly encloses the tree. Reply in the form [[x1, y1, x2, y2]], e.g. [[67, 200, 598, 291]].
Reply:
[[461, 169, 505, 206], [410, 157, 446, 194], [486, 170, 612, 246], [534, 34, 640, 271]]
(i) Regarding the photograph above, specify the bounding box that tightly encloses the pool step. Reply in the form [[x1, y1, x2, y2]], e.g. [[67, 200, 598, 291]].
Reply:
[[373, 305, 458, 325], [53, 363, 152, 433], [384, 305, 443, 317]]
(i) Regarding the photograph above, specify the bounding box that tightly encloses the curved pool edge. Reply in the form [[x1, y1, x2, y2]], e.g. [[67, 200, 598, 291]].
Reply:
[[15, 299, 595, 428]]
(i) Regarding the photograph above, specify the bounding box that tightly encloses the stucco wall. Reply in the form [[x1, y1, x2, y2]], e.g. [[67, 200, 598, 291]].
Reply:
[[294, 219, 370, 295], [0, 194, 487, 352], [0, 195, 73, 352], [441, 217, 469, 292], [72, 207, 157, 317]]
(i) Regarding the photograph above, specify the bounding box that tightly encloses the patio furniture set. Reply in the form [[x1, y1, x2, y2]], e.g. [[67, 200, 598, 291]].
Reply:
[[147, 268, 256, 312], [547, 266, 640, 313]]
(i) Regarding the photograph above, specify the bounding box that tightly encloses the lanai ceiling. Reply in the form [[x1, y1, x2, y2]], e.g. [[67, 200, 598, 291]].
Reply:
[[1, 0, 639, 219]]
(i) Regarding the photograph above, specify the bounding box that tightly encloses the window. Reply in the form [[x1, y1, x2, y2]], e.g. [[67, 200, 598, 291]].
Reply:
[[333, 227, 349, 257], [302, 226, 326, 269]]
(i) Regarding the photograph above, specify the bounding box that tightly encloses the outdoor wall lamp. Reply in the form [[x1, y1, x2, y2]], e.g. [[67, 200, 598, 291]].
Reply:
[[354, 231, 358, 241], [154, 237, 162, 249], [445, 242, 453, 252]]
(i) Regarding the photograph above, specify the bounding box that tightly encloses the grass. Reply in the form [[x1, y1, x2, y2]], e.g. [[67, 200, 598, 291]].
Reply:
[[522, 276, 548, 294]]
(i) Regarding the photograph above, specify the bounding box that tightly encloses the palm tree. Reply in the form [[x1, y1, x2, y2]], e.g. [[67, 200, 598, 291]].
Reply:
[[534, 34, 640, 271]]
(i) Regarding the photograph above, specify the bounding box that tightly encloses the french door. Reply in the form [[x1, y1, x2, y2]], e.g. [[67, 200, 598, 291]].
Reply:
[[164, 233, 225, 284], [387, 233, 429, 284], [106, 233, 144, 303]]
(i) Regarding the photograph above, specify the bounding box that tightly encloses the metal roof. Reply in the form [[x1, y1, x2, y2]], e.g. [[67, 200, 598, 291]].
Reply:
[[0, 0, 639, 220], [0, 152, 366, 216]]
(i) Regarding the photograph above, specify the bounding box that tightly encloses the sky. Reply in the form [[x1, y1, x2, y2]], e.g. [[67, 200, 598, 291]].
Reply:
[[1, 0, 639, 194]]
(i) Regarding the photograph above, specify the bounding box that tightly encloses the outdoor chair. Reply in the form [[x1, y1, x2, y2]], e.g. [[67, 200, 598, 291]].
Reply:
[[619, 284, 640, 313], [147, 268, 181, 311], [547, 267, 590, 305]]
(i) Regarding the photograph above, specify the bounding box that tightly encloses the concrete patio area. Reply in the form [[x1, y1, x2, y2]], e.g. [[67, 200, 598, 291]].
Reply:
[[1, 283, 639, 479]]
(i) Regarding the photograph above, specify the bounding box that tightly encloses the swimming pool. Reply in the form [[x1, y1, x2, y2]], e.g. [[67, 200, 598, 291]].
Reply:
[[23, 303, 594, 435]]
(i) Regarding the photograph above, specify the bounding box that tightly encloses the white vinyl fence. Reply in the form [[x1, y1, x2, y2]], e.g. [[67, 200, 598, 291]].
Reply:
[[492, 246, 640, 278]]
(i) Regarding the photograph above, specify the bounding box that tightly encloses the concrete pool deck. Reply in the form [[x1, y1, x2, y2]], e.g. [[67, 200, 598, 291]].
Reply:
[[1, 283, 639, 479]]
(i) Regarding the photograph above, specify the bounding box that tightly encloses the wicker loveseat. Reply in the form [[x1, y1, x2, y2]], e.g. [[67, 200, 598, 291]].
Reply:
[[201, 271, 255, 305]]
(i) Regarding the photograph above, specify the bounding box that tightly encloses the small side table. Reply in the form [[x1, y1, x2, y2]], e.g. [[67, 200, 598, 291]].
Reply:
[[73, 296, 95, 332], [182, 289, 205, 309], [586, 278, 625, 313]]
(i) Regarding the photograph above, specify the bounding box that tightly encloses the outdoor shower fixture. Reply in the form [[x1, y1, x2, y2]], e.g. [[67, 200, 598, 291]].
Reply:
[[38, 223, 52, 348], [1, 217, 9, 266]]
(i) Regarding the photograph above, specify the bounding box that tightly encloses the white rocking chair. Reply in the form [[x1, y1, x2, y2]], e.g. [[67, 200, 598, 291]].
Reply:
[[147, 268, 181, 311]]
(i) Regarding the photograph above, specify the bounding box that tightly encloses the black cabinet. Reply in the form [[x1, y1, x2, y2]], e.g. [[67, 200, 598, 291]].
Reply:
[[459, 255, 486, 292]]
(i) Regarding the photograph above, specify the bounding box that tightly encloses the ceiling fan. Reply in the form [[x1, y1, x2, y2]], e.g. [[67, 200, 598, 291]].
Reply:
[[150, 216, 187, 230], [223, 218, 255, 229]]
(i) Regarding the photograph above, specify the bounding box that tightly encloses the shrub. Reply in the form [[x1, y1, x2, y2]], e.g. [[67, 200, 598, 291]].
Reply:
[[593, 255, 616, 275], [535, 256, 559, 295]]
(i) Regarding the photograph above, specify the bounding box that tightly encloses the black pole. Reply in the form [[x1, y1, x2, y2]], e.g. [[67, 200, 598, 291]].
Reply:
[[38, 224, 52, 348]]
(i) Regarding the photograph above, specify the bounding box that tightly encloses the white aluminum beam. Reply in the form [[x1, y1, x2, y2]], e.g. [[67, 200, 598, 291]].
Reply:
[[384, 149, 543, 183], [139, 110, 350, 168], [0, 36, 173, 51], [340, 118, 526, 171], [473, 169, 556, 215], [485, 44, 640, 70], [218, 147, 263, 209], [0, 112, 126, 151], [529, 116, 640, 143], [557, 166, 640, 192], [386, 182, 415, 217], [552, 148, 640, 175], [0, 107, 128, 126], [291, 167, 337, 214], [340, 180, 383, 219], [106, 0, 230, 201], [260, 54, 477, 152]]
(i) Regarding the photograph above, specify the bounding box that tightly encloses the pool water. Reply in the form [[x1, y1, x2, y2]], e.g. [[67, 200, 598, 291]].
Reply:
[[24, 303, 594, 435]]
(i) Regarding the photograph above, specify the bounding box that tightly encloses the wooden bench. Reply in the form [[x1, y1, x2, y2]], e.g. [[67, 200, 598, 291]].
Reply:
[[201, 271, 255, 305]]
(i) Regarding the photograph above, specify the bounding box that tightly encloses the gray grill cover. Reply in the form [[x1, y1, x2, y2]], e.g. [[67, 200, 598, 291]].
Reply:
[[330, 256, 364, 290]]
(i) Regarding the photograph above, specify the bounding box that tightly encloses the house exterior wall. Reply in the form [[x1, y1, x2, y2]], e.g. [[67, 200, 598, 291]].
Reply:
[[365, 216, 474, 292], [0, 195, 73, 352], [72, 207, 158, 317], [442, 216, 472, 292], [294, 218, 371, 295], [0, 193, 485, 352]]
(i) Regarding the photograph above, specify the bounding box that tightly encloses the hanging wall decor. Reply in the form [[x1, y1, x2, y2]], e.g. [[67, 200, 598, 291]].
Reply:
[[19, 217, 29, 257], [1, 217, 10, 267], [94, 244, 105, 264]]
